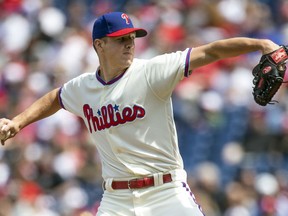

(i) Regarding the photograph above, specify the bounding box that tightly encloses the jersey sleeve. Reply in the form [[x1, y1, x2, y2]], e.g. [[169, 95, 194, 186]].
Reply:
[[144, 48, 192, 100], [58, 76, 84, 117]]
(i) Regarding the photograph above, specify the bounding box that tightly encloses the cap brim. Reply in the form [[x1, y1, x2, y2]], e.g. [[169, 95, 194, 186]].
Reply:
[[107, 28, 147, 38]]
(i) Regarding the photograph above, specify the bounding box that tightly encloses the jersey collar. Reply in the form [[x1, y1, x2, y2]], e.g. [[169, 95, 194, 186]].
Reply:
[[96, 67, 127, 85]]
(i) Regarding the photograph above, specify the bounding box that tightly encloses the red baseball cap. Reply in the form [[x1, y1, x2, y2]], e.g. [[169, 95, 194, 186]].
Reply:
[[92, 12, 147, 40]]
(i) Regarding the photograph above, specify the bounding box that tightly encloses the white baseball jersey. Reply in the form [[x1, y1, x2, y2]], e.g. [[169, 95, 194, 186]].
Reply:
[[59, 48, 192, 180]]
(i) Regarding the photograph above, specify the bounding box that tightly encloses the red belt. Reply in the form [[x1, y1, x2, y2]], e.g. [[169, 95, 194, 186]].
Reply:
[[106, 173, 172, 190]]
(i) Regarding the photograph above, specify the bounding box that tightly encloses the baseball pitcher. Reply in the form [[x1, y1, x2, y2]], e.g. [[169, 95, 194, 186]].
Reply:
[[0, 12, 283, 216]]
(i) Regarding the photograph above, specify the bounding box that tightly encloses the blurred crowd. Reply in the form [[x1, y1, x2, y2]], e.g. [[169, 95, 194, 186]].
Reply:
[[1, 0, 288, 215]]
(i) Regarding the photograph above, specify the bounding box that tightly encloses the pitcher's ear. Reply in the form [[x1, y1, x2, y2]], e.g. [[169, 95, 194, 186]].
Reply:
[[93, 39, 103, 52]]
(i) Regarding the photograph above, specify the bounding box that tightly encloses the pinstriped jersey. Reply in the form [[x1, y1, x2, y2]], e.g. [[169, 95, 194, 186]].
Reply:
[[59, 48, 192, 180]]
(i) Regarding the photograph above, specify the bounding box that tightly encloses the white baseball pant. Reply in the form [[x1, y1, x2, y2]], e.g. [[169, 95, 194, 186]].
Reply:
[[96, 170, 205, 216]]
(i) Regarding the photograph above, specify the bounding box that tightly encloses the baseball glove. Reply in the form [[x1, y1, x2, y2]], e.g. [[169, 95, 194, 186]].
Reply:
[[252, 46, 288, 106]]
